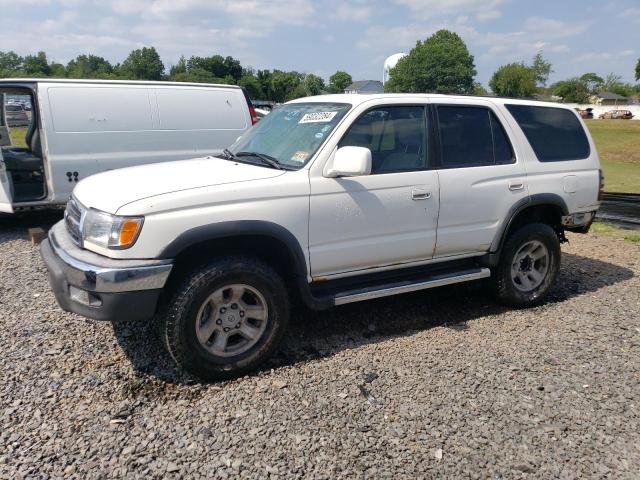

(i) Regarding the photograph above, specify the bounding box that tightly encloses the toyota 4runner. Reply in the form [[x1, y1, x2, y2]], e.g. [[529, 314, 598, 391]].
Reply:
[[41, 94, 602, 380]]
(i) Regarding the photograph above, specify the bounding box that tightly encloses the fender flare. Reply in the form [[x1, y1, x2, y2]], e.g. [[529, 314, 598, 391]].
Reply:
[[159, 220, 309, 277], [485, 193, 569, 264]]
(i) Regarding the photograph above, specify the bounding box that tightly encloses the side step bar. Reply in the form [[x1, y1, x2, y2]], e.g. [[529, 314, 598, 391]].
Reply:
[[334, 268, 491, 306]]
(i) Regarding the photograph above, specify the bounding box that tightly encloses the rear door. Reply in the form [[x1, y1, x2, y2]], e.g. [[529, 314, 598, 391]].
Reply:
[[433, 101, 528, 257]]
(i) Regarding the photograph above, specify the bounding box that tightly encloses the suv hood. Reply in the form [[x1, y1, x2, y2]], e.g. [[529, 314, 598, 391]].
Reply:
[[73, 156, 286, 214]]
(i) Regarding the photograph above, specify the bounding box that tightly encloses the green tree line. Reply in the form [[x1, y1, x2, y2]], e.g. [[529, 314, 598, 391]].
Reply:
[[0, 47, 354, 102], [2, 36, 639, 102]]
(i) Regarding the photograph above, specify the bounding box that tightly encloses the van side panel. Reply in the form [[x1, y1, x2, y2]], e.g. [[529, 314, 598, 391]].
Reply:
[[40, 83, 250, 205], [154, 87, 248, 155]]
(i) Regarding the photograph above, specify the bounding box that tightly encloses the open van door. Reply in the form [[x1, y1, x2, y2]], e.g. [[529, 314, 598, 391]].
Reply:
[[0, 148, 14, 213], [0, 94, 14, 213]]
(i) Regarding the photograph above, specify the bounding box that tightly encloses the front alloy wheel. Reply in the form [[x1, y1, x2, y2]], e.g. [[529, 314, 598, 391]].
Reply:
[[195, 284, 269, 357], [160, 257, 289, 380]]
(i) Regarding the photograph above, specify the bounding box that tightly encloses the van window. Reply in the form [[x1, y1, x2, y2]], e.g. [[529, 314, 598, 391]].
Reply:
[[339, 106, 426, 174], [156, 88, 247, 130], [48, 87, 153, 132], [506, 104, 590, 161], [436, 106, 514, 168]]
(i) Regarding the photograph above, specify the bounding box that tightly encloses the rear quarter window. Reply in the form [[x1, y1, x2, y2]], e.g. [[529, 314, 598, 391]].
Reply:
[[506, 104, 590, 162]]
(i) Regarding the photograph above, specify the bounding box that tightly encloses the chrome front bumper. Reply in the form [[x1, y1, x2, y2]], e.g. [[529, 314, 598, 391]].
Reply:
[[40, 221, 172, 321]]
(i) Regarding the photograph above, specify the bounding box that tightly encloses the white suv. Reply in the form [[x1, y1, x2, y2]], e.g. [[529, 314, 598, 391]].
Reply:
[[41, 94, 602, 379]]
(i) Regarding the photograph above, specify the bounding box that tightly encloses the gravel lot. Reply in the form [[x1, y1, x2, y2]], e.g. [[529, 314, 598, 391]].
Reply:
[[1, 213, 639, 479]]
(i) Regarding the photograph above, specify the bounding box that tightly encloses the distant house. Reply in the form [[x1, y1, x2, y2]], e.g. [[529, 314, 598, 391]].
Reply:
[[590, 91, 629, 106], [344, 80, 384, 94]]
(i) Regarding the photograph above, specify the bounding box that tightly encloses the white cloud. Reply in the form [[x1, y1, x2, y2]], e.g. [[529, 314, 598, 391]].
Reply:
[[476, 10, 501, 22], [523, 17, 590, 39], [394, 0, 504, 18], [332, 4, 372, 22]]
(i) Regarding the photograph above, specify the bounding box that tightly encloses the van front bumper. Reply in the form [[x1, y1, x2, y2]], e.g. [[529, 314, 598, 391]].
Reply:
[[40, 221, 173, 322]]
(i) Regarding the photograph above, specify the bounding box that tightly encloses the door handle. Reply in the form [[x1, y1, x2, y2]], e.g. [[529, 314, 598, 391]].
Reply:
[[411, 189, 431, 200], [508, 181, 525, 191]]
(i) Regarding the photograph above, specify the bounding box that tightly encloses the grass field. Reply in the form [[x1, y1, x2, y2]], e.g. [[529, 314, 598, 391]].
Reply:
[[6, 121, 640, 193], [584, 120, 640, 193]]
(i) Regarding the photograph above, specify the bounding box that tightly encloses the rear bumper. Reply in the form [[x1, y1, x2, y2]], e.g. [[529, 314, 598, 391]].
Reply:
[[40, 221, 172, 321], [563, 210, 597, 233]]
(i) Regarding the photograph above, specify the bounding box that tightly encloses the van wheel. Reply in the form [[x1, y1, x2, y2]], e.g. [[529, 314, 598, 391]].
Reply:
[[160, 256, 289, 380], [491, 223, 560, 307]]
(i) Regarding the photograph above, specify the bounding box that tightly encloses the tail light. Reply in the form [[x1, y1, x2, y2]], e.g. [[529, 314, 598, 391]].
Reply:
[[597, 169, 604, 201], [249, 104, 258, 125]]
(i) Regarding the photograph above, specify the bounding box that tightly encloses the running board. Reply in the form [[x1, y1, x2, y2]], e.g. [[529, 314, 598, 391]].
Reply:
[[333, 268, 491, 306]]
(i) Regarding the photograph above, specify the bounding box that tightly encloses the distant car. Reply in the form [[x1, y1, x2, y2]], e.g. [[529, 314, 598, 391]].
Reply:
[[5, 103, 30, 127], [575, 107, 593, 119], [599, 109, 634, 120], [254, 107, 270, 120]]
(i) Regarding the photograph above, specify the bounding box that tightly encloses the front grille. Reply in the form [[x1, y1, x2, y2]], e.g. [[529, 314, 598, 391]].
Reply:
[[64, 197, 85, 246]]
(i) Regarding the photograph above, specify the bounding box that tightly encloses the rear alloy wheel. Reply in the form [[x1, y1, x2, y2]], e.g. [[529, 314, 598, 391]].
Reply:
[[492, 223, 560, 307], [160, 257, 289, 380]]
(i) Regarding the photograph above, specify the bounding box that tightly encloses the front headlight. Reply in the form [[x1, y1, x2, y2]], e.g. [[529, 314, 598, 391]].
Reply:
[[83, 208, 144, 249]]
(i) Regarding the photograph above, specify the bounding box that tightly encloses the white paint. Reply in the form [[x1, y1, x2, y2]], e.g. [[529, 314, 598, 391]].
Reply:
[[65, 92, 600, 286], [0, 79, 252, 212]]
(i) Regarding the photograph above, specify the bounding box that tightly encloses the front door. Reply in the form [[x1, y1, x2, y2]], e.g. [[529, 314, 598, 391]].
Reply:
[[309, 105, 439, 278]]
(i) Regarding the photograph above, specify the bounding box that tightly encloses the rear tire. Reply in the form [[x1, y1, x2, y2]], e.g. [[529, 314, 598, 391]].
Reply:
[[159, 256, 289, 380], [491, 223, 560, 307]]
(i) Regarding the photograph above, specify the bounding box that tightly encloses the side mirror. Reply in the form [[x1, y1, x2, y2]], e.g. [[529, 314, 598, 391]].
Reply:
[[326, 146, 372, 178]]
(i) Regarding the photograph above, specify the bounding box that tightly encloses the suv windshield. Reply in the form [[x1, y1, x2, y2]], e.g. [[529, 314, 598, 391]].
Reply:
[[227, 102, 351, 169]]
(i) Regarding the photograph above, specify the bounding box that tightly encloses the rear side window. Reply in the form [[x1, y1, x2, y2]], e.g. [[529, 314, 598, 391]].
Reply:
[[506, 105, 590, 161], [436, 106, 514, 168]]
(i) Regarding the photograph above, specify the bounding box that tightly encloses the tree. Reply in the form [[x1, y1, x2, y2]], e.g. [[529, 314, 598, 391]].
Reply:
[[636, 58, 640, 82], [0, 51, 23, 75], [119, 47, 164, 80], [551, 78, 590, 103], [602, 73, 622, 91], [303, 74, 325, 96], [532, 51, 552, 87], [579, 73, 604, 94], [168, 55, 187, 78], [269, 70, 304, 103], [22, 51, 51, 76], [385, 29, 476, 94], [66, 54, 114, 78], [328, 71, 352, 93], [489, 63, 537, 98], [238, 74, 264, 99], [472, 82, 488, 96]]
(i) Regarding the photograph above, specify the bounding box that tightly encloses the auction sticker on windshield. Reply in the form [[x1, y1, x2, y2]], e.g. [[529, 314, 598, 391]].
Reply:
[[299, 111, 338, 124], [291, 151, 309, 163]]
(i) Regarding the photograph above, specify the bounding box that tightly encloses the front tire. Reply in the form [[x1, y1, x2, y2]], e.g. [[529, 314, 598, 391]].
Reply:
[[491, 223, 561, 307], [160, 256, 289, 380]]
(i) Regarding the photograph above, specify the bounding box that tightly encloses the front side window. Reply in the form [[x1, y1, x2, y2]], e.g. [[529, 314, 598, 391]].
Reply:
[[339, 106, 426, 174], [228, 102, 351, 169], [506, 104, 590, 162], [437, 105, 515, 168]]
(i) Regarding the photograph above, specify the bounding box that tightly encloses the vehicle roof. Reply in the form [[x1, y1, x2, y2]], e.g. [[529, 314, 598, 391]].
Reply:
[[288, 93, 575, 110], [0, 78, 242, 89]]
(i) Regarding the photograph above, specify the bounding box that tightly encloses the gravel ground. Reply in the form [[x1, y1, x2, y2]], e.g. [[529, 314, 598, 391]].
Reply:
[[1, 213, 639, 479]]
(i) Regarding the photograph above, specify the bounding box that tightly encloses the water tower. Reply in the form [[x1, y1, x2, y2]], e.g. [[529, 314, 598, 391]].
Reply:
[[383, 53, 407, 84]]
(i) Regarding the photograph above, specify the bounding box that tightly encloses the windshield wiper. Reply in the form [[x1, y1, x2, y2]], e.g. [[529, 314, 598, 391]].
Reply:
[[219, 148, 240, 161], [236, 151, 284, 170]]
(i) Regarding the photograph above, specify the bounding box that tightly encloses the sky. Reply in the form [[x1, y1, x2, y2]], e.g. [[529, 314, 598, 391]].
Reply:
[[1, 0, 639, 86]]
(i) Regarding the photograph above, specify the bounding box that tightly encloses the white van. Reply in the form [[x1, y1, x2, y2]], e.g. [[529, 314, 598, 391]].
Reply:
[[0, 79, 256, 213]]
